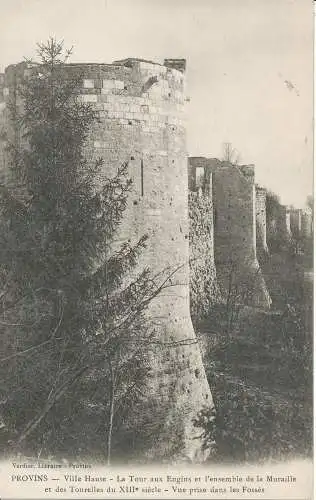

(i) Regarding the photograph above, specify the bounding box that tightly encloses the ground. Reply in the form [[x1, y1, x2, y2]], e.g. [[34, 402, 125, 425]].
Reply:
[[195, 243, 313, 464]]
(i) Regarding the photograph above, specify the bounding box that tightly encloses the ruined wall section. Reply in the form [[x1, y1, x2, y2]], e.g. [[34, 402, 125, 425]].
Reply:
[[288, 207, 313, 240], [269, 205, 312, 242], [189, 157, 271, 309], [255, 186, 269, 256], [189, 188, 221, 320], [1, 59, 214, 463], [301, 209, 313, 238], [273, 205, 292, 241], [289, 208, 302, 238]]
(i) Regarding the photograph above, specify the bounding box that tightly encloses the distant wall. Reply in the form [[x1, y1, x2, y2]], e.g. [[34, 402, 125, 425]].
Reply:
[[277, 207, 313, 241], [256, 186, 269, 255], [289, 208, 302, 238], [273, 205, 292, 241], [189, 157, 271, 309], [301, 209, 313, 238], [189, 188, 220, 320]]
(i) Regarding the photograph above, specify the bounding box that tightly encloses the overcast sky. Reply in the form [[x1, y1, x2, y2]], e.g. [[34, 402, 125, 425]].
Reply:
[[0, 0, 313, 207]]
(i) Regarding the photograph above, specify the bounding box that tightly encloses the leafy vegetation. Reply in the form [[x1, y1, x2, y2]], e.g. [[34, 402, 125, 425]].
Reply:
[[194, 194, 313, 463], [0, 39, 168, 464]]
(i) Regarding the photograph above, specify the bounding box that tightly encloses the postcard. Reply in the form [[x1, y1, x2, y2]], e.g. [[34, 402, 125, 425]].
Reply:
[[0, 1, 313, 499]]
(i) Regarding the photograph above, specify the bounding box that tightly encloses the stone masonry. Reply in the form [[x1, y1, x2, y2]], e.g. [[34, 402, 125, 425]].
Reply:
[[288, 207, 313, 240], [255, 186, 269, 255], [301, 209, 313, 239], [289, 208, 302, 238], [0, 58, 214, 463], [189, 189, 221, 320], [189, 157, 271, 309]]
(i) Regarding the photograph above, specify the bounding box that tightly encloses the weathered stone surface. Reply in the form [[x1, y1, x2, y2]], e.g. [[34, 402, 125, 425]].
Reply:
[[256, 186, 269, 255], [301, 209, 313, 239], [289, 207, 302, 238], [269, 204, 292, 241], [0, 59, 214, 463], [287, 207, 313, 240], [189, 157, 271, 309], [189, 190, 221, 320]]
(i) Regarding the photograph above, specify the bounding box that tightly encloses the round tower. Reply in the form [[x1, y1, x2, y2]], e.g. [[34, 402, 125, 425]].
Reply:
[[1, 58, 214, 462], [75, 57, 214, 462]]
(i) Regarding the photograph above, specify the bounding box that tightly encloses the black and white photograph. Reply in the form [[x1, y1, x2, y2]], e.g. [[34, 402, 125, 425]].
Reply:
[[0, 1, 313, 499]]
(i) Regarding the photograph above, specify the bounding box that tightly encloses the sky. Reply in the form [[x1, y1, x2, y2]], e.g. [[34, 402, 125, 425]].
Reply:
[[0, 0, 313, 207]]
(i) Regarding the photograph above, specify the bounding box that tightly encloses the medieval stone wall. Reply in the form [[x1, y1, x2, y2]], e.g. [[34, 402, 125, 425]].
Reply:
[[189, 189, 220, 320], [0, 59, 214, 463], [272, 205, 292, 241], [289, 208, 302, 238], [189, 157, 271, 309], [301, 209, 313, 239], [272, 206, 312, 242], [255, 186, 269, 255]]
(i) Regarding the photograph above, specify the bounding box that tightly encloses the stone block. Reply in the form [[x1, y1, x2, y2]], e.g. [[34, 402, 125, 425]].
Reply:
[[114, 80, 125, 89], [81, 94, 98, 103], [102, 79, 114, 88], [93, 103, 105, 111], [94, 140, 105, 148], [141, 104, 149, 113], [83, 79, 95, 89]]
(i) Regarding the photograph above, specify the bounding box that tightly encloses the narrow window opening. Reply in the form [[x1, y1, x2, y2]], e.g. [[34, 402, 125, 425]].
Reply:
[[141, 158, 144, 196]]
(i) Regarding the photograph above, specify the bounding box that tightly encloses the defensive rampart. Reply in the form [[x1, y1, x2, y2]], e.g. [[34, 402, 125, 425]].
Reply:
[[255, 186, 269, 255], [0, 58, 214, 463], [189, 157, 271, 309]]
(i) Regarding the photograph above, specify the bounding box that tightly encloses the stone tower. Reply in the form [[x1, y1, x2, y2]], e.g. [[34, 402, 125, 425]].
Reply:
[[189, 157, 271, 309], [301, 209, 313, 239], [188, 168, 220, 319], [289, 207, 302, 238], [0, 59, 214, 462], [255, 186, 269, 255]]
